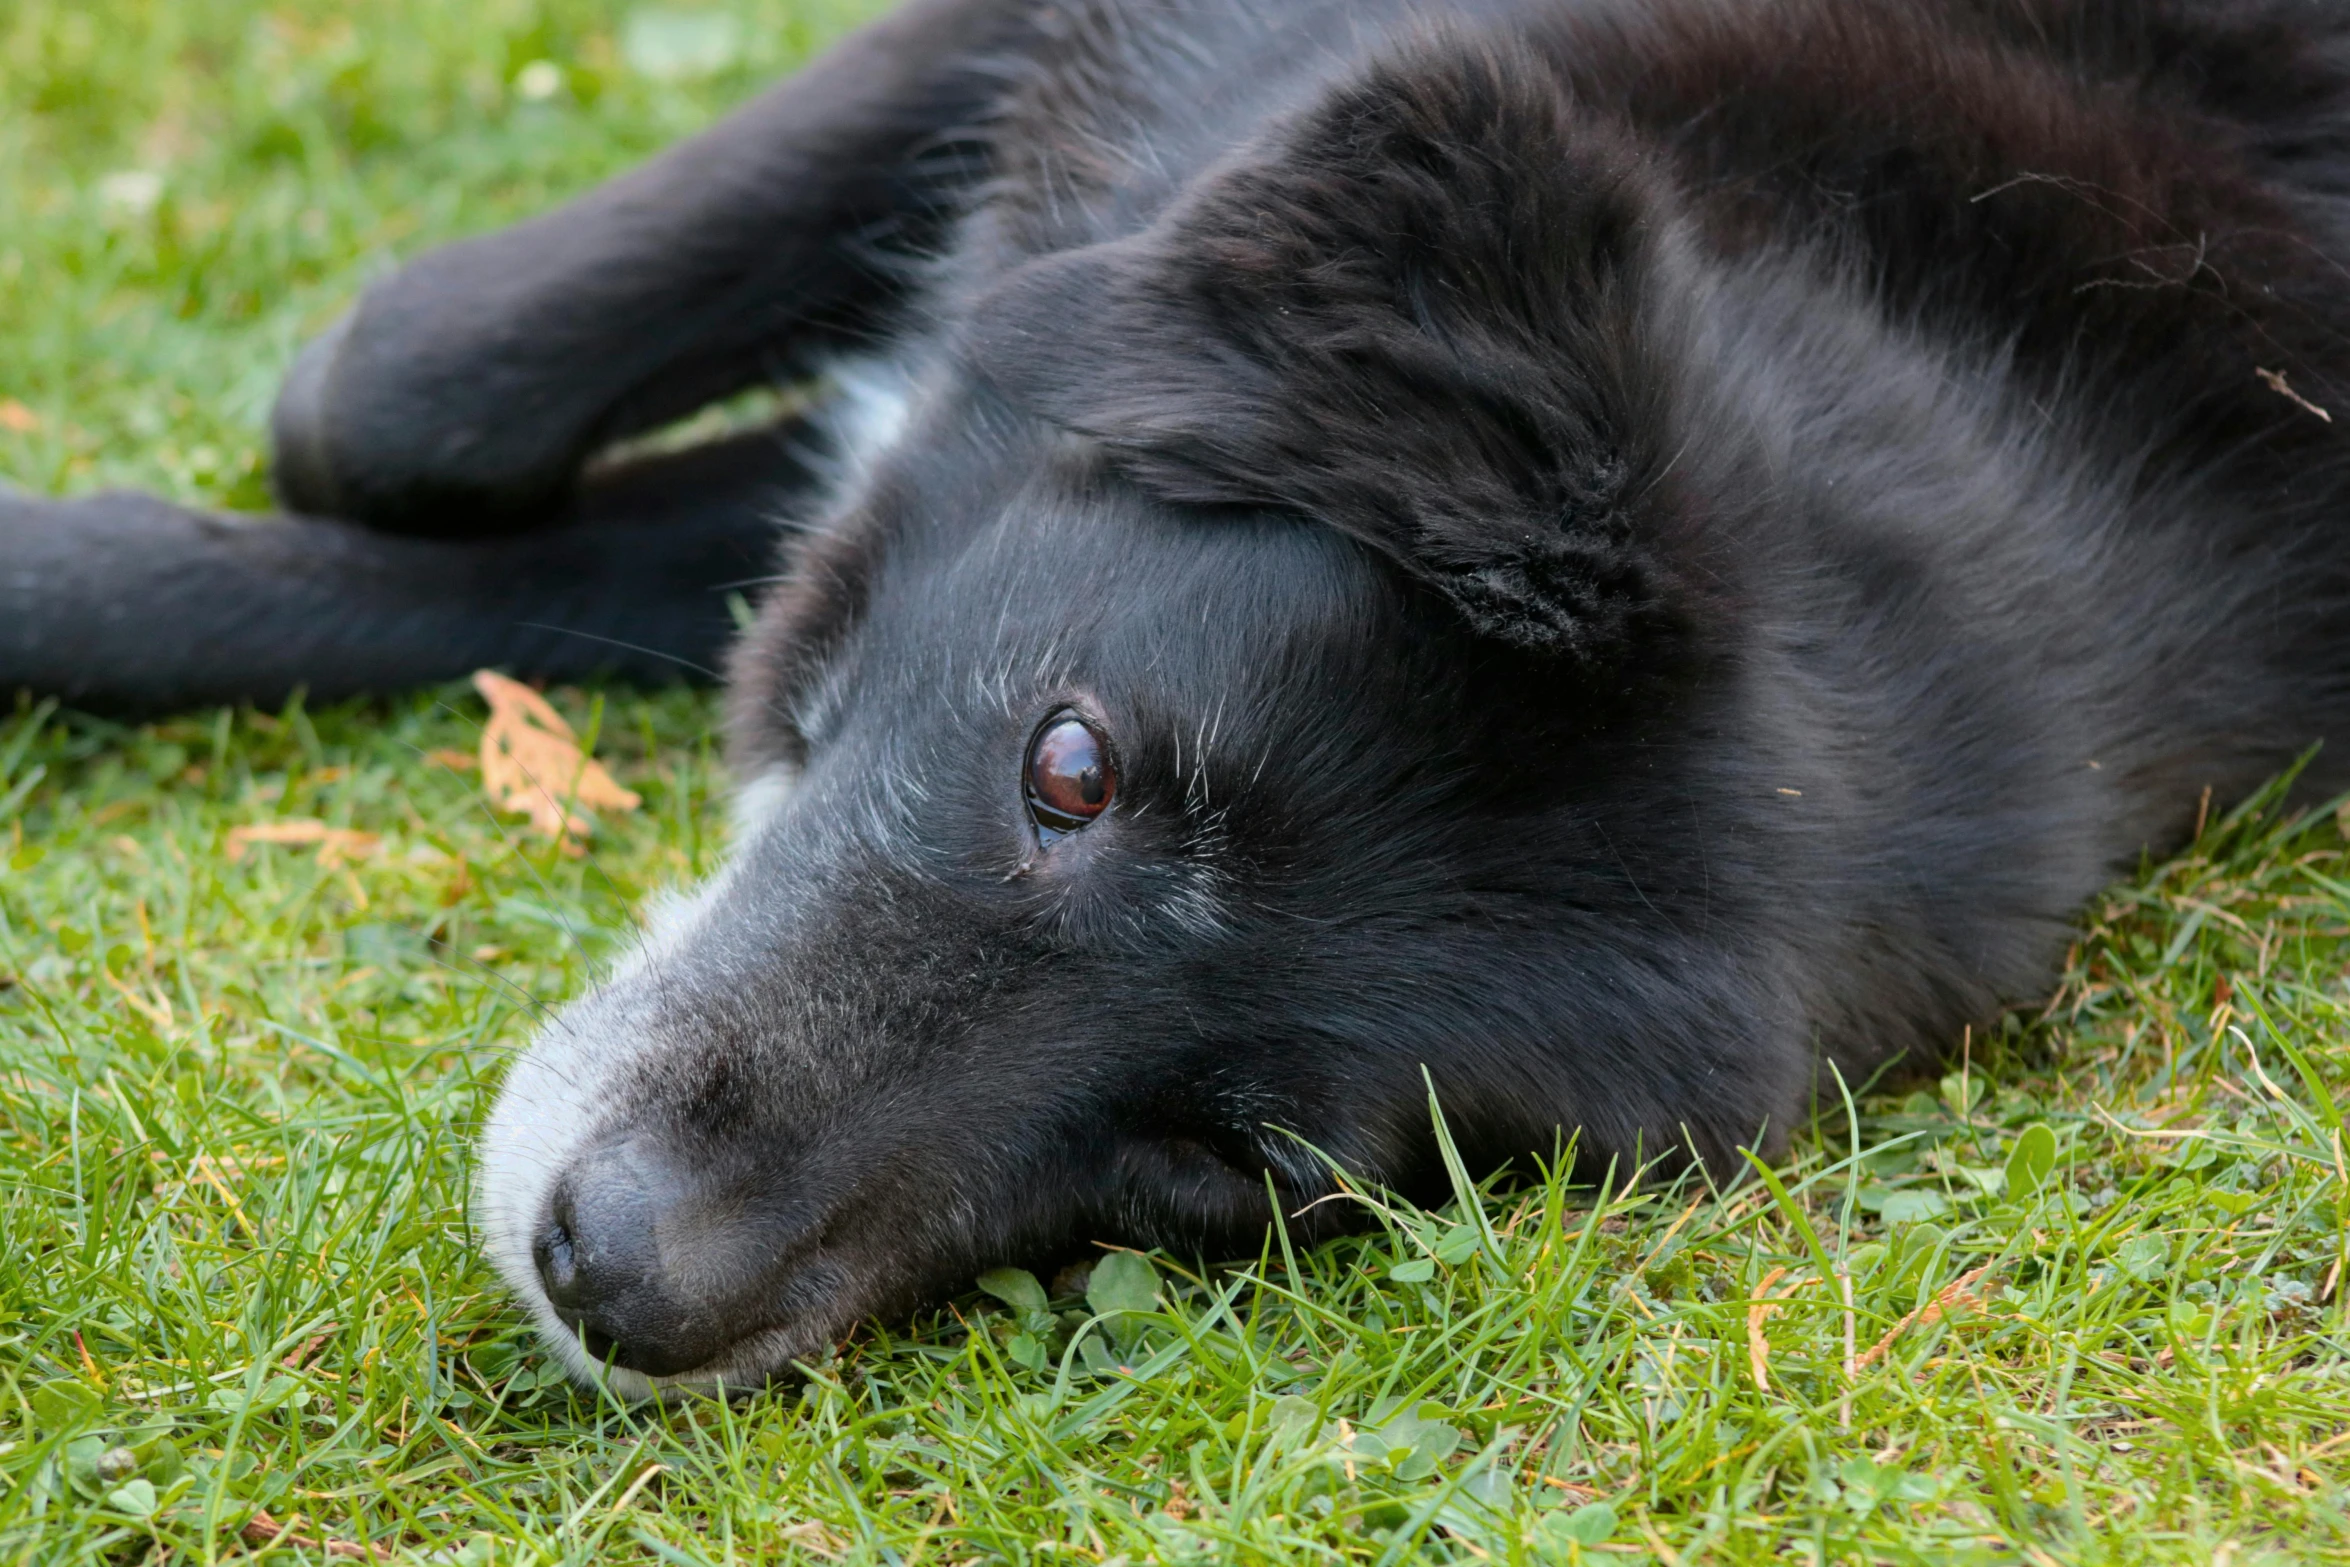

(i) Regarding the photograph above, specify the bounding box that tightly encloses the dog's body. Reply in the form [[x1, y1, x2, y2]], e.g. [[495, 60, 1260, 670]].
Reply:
[[9, 0, 2350, 1392]]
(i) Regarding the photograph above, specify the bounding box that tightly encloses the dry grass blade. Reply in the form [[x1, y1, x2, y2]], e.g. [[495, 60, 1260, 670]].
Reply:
[[1746, 1265, 1790, 1391], [2257, 366, 2333, 422], [473, 670, 641, 851], [776, 1520, 845, 1558], [1853, 1264, 1999, 1371], [224, 820, 380, 868], [1838, 1269, 1856, 1431], [239, 1511, 375, 1560]]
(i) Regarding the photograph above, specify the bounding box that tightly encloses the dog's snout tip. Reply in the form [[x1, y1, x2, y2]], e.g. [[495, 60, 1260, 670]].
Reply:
[[529, 1141, 719, 1379], [530, 1160, 657, 1351]]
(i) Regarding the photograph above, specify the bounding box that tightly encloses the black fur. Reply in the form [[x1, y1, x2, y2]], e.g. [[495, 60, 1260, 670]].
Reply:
[[969, 47, 1688, 661], [1, 433, 795, 704], [12, 0, 2350, 1391]]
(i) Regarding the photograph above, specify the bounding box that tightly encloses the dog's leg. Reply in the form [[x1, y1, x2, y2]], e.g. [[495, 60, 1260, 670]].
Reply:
[[270, 0, 1029, 537], [1, 430, 811, 712]]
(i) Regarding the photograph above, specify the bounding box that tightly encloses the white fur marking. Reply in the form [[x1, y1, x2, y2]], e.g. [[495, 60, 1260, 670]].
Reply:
[[476, 775, 793, 1397], [822, 354, 917, 484], [729, 765, 801, 840]]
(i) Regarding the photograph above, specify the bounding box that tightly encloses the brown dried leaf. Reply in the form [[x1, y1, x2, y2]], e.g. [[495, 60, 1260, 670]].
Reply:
[[225, 820, 380, 868], [473, 670, 640, 850], [284, 1325, 339, 1370]]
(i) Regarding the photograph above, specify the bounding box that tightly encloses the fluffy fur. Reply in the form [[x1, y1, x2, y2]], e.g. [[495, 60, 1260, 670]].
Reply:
[[10, 0, 2350, 1392]]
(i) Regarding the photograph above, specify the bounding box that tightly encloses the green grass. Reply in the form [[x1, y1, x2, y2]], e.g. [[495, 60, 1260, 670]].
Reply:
[[3, 2, 2349, 1562]]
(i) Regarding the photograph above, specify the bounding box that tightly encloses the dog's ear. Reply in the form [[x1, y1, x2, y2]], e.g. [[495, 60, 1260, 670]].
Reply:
[[969, 41, 1689, 662]]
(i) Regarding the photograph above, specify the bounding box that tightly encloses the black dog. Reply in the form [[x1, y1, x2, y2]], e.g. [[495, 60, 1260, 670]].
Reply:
[[9, 0, 2350, 1393]]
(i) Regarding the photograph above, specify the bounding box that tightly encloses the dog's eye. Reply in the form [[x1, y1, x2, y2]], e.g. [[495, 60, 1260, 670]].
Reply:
[[1026, 716, 1115, 838]]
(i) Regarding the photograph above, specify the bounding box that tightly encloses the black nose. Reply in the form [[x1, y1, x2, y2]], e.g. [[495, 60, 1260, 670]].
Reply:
[[531, 1138, 716, 1378], [530, 1203, 589, 1311]]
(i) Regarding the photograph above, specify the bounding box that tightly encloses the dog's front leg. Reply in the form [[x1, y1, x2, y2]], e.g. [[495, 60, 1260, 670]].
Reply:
[[0, 427, 819, 712], [269, 0, 1036, 538]]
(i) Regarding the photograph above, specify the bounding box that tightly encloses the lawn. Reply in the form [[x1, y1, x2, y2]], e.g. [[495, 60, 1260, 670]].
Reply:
[[2, 1, 2348, 1562]]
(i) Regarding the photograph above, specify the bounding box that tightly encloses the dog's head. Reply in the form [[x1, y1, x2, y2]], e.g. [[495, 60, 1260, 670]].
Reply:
[[479, 42, 1800, 1395]]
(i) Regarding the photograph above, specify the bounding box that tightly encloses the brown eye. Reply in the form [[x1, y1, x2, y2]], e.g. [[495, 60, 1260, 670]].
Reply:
[[1026, 716, 1115, 836]]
